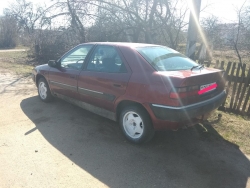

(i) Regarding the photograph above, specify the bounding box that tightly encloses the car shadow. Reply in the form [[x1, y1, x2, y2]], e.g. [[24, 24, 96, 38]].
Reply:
[[20, 96, 250, 188]]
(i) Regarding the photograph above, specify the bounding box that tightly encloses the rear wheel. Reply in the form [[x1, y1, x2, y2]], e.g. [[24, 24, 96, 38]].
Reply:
[[119, 105, 155, 144], [38, 77, 53, 102]]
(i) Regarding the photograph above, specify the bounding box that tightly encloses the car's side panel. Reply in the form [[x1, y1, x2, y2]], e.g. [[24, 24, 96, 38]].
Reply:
[[114, 46, 165, 107], [48, 44, 95, 100], [49, 68, 81, 100], [54, 92, 116, 121], [33, 65, 51, 84], [77, 71, 131, 112], [77, 45, 132, 112]]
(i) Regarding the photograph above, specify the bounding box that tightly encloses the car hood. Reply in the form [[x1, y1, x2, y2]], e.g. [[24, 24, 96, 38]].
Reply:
[[35, 64, 50, 71]]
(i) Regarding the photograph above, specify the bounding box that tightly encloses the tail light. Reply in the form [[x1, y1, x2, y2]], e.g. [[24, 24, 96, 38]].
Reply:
[[170, 83, 218, 99], [170, 85, 199, 99]]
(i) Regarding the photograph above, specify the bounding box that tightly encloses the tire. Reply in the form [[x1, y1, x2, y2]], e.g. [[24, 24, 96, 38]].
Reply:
[[119, 105, 155, 144], [38, 77, 53, 102]]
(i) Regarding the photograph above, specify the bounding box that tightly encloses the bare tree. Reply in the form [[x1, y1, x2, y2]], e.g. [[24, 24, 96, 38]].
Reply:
[[0, 16, 18, 48], [86, 0, 188, 48], [201, 16, 220, 48], [229, 0, 248, 65], [4, 0, 53, 34], [3, 0, 191, 62]]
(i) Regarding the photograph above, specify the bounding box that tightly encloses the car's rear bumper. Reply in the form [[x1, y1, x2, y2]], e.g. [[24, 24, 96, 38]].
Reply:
[[150, 90, 226, 122]]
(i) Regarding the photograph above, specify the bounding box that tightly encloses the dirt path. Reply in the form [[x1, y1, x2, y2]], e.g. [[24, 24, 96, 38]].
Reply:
[[0, 70, 250, 188], [0, 49, 26, 53]]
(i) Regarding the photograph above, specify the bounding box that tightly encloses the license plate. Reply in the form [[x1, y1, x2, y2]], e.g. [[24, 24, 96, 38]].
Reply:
[[200, 82, 216, 92]]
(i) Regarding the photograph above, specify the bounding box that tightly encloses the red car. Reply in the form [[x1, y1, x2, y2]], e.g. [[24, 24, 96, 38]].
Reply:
[[32, 42, 226, 143]]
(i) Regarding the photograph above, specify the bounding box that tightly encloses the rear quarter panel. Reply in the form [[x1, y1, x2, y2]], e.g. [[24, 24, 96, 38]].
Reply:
[[116, 46, 172, 106]]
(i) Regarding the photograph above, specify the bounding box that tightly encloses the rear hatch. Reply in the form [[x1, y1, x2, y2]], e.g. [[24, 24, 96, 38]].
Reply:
[[135, 46, 225, 107], [158, 68, 225, 106]]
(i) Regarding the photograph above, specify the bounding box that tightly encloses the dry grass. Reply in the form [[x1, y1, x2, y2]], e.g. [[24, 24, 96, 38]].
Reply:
[[0, 50, 34, 76], [213, 50, 250, 67], [0, 51, 27, 59], [208, 110, 250, 154]]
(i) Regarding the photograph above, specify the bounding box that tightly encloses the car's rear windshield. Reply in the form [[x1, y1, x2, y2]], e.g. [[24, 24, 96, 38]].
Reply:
[[136, 46, 198, 71]]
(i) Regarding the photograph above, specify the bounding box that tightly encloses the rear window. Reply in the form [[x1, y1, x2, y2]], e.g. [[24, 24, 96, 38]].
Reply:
[[136, 46, 198, 71]]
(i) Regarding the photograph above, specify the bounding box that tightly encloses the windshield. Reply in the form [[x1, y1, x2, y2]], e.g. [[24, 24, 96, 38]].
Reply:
[[136, 46, 198, 71]]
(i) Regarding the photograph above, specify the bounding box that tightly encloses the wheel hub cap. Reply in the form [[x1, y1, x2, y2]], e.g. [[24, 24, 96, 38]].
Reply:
[[123, 111, 144, 139], [39, 82, 47, 99]]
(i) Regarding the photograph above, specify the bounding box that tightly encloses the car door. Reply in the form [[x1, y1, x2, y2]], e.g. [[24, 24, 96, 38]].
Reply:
[[49, 44, 94, 99], [77, 45, 132, 112]]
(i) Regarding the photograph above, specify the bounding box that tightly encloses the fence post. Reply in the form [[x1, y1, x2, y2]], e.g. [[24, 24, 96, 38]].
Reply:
[[220, 61, 225, 70], [225, 61, 232, 80], [226, 62, 236, 109], [242, 68, 250, 112], [220, 61, 232, 109], [215, 60, 219, 68], [230, 63, 240, 111], [237, 68, 250, 111], [233, 63, 246, 111]]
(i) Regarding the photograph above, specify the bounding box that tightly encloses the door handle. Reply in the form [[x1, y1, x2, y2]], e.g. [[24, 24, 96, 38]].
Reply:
[[69, 75, 76, 79], [113, 83, 122, 88]]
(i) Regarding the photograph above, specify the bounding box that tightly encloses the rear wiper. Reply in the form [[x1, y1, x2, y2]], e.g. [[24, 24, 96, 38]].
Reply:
[[191, 64, 204, 71], [199, 64, 204, 69], [191, 65, 199, 71]]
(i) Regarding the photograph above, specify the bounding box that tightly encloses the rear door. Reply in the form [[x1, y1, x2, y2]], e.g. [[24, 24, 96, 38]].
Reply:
[[77, 45, 132, 111], [49, 44, 94, 99]]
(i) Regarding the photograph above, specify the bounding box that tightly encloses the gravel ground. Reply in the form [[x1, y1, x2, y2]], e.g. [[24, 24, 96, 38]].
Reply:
[[0, 70, 250, 188]]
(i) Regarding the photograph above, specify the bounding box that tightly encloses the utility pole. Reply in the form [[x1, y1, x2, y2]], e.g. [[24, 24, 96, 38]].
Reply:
[[186, 0, 202, 60]]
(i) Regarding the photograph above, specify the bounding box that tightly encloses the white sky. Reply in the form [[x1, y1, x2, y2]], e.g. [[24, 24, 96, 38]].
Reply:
[[200, 0, 250, 23], [0, 0, 249, 23]]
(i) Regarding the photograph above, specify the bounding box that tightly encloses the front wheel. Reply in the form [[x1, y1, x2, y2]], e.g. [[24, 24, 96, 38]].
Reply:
[[119, 105, 155, 144], [38, 77, 53, 102]]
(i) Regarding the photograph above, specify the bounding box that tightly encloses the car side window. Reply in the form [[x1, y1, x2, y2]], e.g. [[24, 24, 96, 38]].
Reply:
[[61, 45, 93, 70], [86, 45, 127, 73]]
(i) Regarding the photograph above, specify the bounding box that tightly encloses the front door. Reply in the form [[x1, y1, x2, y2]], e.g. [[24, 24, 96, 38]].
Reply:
[[49, 44, 94, 99], [77, 45, 132, 112]]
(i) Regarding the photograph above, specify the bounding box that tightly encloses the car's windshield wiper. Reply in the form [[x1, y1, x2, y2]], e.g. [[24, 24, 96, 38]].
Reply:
[[191, 64, 204, 71]]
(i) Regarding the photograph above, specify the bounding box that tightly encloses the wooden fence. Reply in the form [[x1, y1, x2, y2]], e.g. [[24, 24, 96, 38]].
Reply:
[[205, 60, 250, 115]]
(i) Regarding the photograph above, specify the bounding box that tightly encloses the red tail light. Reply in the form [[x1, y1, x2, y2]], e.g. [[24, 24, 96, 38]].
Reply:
[[170, 86, 199, 99], [170, 83, 218, 99]]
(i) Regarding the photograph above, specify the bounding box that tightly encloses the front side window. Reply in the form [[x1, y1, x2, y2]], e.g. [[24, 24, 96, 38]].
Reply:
[[61, 45, 93, 70], [136, 46, 198, 71], [86, 45, 127, 73]]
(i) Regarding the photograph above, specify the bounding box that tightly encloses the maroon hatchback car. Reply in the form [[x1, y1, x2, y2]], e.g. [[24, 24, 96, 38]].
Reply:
[[32, 42, 226, 143]]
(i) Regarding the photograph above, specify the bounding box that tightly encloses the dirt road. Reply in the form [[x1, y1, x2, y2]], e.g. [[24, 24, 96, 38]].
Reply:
[[0, 70, 250, 188], [0, 49, 26, 53]]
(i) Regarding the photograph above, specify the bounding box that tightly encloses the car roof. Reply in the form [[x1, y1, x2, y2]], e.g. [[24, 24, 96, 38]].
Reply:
[[83, 42, 162, 48]]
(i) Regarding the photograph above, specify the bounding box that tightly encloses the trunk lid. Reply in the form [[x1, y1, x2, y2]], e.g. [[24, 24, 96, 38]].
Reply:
[[158, 68, 225, 106]]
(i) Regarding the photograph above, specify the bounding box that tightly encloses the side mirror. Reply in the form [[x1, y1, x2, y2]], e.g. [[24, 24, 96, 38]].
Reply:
[[48, 60, 57, 67]]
